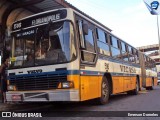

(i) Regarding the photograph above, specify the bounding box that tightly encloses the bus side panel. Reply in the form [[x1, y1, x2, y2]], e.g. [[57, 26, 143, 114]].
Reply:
[[80, 75, 101, 101], [145, 77, 152, 87], [139, 76, 143, 90], [154, 77, 158, 86], [112, 76, 137, 94], [112, 76, 124, 94], [130, 76, 136, 90], [112, 76, 138, 94], [123, 76, 131, 92]]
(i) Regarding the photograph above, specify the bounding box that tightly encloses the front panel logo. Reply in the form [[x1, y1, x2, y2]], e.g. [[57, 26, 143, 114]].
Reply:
[[27, 69, 42, 74]]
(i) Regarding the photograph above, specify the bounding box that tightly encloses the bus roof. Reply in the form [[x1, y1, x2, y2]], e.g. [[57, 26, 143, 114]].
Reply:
[[12, 7, 112, 32]]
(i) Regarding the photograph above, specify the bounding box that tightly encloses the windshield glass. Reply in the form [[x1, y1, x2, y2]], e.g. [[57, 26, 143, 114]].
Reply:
[[10, 21, 76, 68]]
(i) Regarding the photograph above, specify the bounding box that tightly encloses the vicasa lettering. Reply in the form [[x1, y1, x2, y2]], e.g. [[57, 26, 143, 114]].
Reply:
[[120, 65, 136, 73], [27, 69, 42, 74]]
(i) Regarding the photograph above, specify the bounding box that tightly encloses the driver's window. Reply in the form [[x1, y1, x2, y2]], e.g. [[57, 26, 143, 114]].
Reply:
[[23, 39, 34, 67], [13, 39, 24, 66], [46, 26, 66, 62], [15, 39, 23, 56], [35, 28, 49, 60]]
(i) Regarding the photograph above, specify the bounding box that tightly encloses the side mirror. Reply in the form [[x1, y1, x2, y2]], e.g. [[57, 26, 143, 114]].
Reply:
[[82, 24, 88, 35]]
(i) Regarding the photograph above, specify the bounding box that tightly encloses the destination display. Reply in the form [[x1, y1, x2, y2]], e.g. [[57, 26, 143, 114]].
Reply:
[[15, 29, 35, 38], [12, 9, 67, 31]]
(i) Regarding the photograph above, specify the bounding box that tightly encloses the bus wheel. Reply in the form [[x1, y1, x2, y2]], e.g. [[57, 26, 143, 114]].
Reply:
[[96, 78, 110, 105], [146, 87, 150, 90], [132, 79, 139, 95], [150, 80, 154, 90]]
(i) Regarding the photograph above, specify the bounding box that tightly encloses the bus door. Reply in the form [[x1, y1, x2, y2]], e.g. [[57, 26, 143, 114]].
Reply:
[[77, 19, 99, 101], [139, 52, 146, 87]]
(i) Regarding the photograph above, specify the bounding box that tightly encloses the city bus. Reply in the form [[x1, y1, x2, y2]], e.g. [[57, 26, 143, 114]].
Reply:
[[6, 8, 157, 104]]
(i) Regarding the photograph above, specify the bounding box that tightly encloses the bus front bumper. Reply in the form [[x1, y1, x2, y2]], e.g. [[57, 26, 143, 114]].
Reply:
[[6, 89, 79, 102]]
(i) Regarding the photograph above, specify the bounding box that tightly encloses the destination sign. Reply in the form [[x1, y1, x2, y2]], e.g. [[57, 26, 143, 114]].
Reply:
[[12, 9, 67, 31], [15, 29, 35, 38]]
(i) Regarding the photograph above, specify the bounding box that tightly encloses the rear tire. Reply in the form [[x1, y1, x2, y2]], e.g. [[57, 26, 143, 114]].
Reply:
[[132, 79, 139, 95], [127, 91, 133, 95], [150, 80, 154, 90], [95, 77, 110, 105], [146, 87, 150, 90]]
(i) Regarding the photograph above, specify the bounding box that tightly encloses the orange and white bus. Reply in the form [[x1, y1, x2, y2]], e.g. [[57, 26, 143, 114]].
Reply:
[[6, 8, 157, 104]]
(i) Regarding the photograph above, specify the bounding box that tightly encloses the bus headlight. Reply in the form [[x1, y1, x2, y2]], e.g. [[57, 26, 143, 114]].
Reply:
[[61, 81, 74, 88], [7, 85, 16, 91]]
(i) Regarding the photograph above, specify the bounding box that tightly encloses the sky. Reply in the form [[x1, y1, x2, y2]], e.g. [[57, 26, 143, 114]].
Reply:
[[65, 0, 158, 47]]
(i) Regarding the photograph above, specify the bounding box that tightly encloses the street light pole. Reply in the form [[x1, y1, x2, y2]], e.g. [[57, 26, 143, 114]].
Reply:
[[157, 15, 160, 55]]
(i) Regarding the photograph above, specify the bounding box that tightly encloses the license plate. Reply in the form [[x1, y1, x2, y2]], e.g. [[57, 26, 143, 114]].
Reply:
[[12, 95, 22, 101]]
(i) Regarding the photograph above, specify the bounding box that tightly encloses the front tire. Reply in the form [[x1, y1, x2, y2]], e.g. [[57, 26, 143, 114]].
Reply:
[[95, 77, 110, 105]]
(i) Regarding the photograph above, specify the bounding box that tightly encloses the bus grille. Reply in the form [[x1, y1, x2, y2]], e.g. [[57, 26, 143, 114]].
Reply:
[[9, 73, 67, 91]]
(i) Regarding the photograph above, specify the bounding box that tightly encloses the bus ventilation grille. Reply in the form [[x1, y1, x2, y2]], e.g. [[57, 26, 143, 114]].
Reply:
[[9, 73, 67, 91]]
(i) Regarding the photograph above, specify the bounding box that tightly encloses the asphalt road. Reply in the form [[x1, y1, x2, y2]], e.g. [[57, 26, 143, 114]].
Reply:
[[1, 86, 160, 120]]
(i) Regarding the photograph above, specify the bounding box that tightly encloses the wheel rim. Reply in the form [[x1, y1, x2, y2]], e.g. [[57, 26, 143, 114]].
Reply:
[[102, 81, 109, 100]]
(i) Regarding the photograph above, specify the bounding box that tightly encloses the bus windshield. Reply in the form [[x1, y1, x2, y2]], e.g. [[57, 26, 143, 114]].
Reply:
[[10, 21, 76, 68]]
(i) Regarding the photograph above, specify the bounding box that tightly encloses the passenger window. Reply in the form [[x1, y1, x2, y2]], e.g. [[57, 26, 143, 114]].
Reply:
[[97, 41, 110, 56], [121, 42, 127, 52], [128, 46, 134, 54], [111, 47, 121, 58], [110, 36, 121, 59], [96, 28, 107, 43], [96, 28, 110, 56], [121, 42, 128, 61], [110, 36, 118, 48], [128, 46, 135, 63], [84, 29, 95, 52]]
